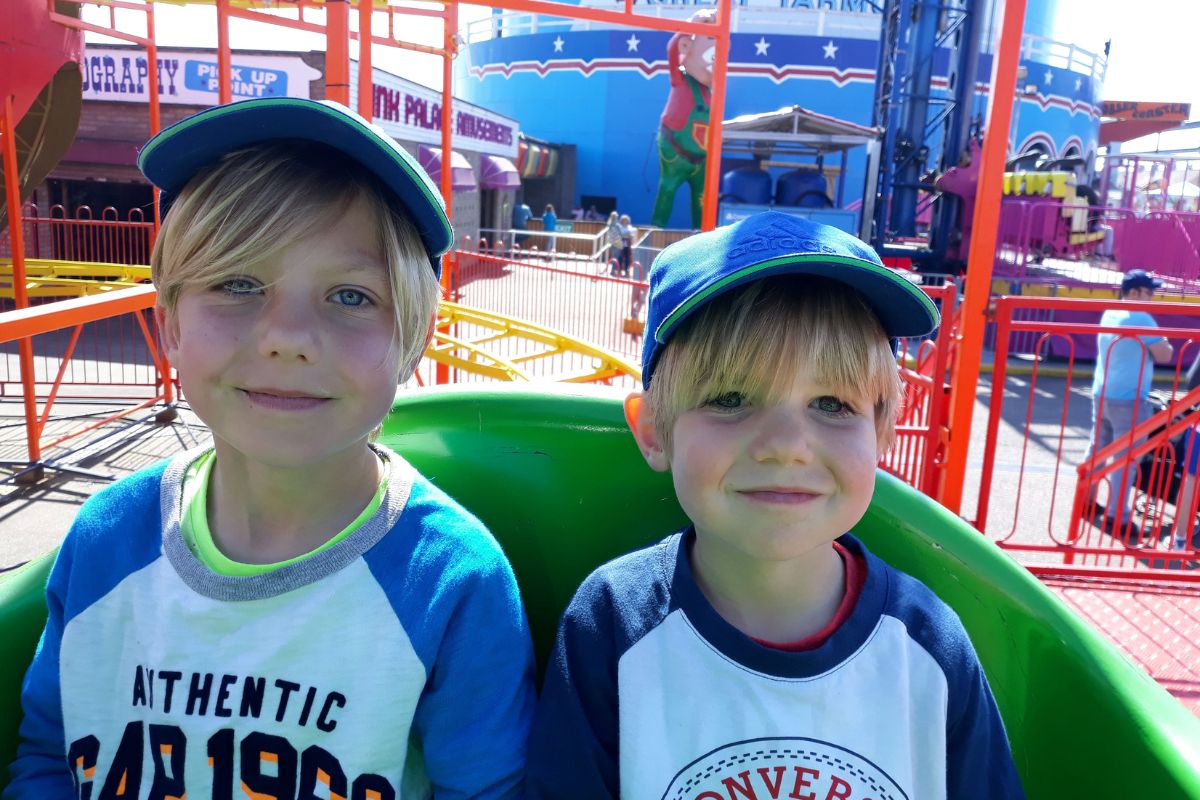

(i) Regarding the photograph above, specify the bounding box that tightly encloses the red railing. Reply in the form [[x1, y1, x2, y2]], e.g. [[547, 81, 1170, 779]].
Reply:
[[0, 205, 157, 265], [884, 283, 958, 498], [977, 294, 1200, 581], [0, 286, 175, 481]]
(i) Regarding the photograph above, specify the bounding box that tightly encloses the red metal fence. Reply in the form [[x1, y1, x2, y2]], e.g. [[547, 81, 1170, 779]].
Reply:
[[976, 295, 1200, 580], [1, 205, 156, 265]]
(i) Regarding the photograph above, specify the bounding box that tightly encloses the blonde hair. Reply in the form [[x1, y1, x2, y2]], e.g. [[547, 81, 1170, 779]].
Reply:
[[151, 140, 440, 376], [645, 275, 902, 452]]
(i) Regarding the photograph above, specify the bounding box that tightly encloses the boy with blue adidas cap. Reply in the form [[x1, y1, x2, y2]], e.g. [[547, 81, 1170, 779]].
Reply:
[[526, 211, 1024, 799], [6, 98, 535, 799]]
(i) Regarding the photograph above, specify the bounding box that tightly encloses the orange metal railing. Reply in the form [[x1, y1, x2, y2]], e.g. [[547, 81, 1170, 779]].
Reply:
[[0, 285, 173, 481], [976, 294, 1200, 581]]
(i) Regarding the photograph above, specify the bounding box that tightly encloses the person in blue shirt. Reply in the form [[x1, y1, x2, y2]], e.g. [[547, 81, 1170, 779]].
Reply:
[[1087, 269, 1174, 539], [543, 204, 558, 255], [5, 98, 536, 800], [526, 211, 1024, 800], [513, 202, 533, 247]]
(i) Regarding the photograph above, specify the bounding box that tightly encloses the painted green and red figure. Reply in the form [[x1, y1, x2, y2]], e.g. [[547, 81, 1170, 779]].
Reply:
[[652, 9, 716, 229]]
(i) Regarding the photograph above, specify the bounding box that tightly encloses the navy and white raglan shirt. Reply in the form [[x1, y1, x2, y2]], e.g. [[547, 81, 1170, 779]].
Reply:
[[6, 445, 536, 800], [527, 530, 1025, 800]]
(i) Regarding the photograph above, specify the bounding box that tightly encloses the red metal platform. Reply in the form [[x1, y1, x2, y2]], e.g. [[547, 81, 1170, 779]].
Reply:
[[1045, 576, 1200, 717]]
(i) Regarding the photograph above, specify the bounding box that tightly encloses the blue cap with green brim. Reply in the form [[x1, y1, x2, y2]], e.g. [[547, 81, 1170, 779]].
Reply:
[[641, 210, 941, 387], [137, 97, 453, 275]]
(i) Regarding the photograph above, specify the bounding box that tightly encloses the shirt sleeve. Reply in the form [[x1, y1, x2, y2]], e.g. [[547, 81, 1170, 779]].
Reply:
[[410, 552, 537, 800], [945, 654, 1027, 799], [1131, 311, 1165, 345], [4, 542, 77, 799], [526, 581, 621, 800]]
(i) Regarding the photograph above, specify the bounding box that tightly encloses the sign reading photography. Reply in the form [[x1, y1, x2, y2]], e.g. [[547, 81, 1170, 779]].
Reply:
[[82, 47, 320, 104]]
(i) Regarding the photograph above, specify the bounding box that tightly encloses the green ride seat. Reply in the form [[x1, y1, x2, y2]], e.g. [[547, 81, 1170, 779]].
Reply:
[[2, 385, 1199, 797]]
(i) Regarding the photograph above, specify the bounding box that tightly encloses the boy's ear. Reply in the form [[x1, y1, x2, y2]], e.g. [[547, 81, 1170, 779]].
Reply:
[[154, 305, 180, 363], [624, 392, 670, 473]]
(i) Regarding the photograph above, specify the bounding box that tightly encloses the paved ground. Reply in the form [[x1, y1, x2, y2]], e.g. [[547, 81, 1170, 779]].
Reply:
[[0, 398, 211, 572]]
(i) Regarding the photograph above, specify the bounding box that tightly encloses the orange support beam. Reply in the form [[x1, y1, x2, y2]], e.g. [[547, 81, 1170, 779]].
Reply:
[[701, 0, 731, 232], [145, 5, 161, 137], [940, 0, 1029, 515], [216, 0, 233, 105], [2, 95, 43, 466], [440, 1, 456, 221], [325, 0, 352, 106], [358, 0, 374, 119], [436, 1, 457, 386]]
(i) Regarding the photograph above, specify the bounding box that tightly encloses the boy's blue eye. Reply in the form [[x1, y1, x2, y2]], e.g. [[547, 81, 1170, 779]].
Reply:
[[221, 278, 260, 295], [707, 391, 747, 410], [332, 288, 371, 307], [814, 396, 854, 416]]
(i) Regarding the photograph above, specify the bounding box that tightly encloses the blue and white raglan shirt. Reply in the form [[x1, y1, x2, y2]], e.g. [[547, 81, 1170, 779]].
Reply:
[[527, 530, 1025, 800], [6, 445, 536, 800]]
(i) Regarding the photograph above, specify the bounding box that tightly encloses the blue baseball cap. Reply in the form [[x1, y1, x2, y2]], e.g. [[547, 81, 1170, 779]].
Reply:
[[1121, 269, 1163, 294], [641, 211, 940, 387], [137, 97, 453, 275]]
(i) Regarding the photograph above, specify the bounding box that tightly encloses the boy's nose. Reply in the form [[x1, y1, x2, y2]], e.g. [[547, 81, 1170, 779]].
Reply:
[[255, 295, 320, 362], [749, 408, 815, 464]]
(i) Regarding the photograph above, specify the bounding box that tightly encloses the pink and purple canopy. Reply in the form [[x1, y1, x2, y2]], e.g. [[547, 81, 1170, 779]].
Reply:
[[417, 145, 477, 192], [479, 155, 521, 189]]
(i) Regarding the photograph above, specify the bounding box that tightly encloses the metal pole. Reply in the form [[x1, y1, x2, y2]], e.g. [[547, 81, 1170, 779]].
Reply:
[[326, 0, 352, 106], [217, 0, 233, 104], [940, 0, 1029, 514], [440, 1, 456, 220], [144, 4, 173, 407], [700, 0, 731, 231], [2, 96, 44, 475], [437, 1, 458, 384], [358, 0, 374, 119]]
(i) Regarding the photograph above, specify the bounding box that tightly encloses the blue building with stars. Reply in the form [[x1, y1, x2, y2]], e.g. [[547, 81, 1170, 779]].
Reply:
[[456, 0, 1103, 230]]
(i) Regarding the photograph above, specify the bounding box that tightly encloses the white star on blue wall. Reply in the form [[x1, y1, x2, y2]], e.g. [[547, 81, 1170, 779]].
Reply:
[[823, 40, 838, 60], [626, 34, 641, 52], [754, 37, 770, 56], [553, 36, 564, 53]]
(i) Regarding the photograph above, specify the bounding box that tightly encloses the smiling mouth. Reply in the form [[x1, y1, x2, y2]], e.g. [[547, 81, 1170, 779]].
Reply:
[[738, 489, 821, 505], [239, 389, 331, 411]]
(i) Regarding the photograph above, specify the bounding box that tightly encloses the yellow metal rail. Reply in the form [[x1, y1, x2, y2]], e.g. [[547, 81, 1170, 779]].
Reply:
[[0, 260, 641, 384]]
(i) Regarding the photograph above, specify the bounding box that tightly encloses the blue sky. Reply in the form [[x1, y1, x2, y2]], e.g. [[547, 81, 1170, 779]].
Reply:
[[1053, 0, 1198, 113]]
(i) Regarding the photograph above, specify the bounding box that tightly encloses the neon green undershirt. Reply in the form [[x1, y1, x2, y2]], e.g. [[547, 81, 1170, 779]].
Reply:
[[180, 449, 389, 577]]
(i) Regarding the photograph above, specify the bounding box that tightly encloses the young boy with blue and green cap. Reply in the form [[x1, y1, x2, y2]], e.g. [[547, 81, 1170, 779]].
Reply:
[[6, 98, 535, 799], [526, 211, 1024, 799]]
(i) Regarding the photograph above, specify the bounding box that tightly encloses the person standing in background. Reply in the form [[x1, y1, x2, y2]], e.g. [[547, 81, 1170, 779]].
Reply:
[[543, 204, 558, 255], [513, 202, 532, 248], [618, 214, 637, 278], [1087, 270, 1174, 540], [605, 211, 624, 275]]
